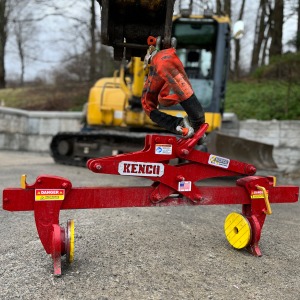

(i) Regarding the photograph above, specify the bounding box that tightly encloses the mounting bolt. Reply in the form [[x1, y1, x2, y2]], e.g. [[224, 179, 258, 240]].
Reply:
[[152, 194, 161, 201], [181, 149, 189, 156], [176, 175, 185, 182], [62, 182, 69, 188], [37, 179, 42, 184], [194, 194, 203, 201], [168, 138, 174, 144], [155, 137, 161, 143], [95, 164, 102, 171], [3, 198, 9, 203]]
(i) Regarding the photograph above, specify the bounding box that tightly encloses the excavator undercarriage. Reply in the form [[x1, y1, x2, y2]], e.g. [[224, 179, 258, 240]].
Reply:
[[51, 129, 146, 167]]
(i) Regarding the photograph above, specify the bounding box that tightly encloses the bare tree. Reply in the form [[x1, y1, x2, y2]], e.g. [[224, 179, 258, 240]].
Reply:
[[215, 0, 231, 16], [0, 0, 45, 87], [216, 0, 222, 14], [233, 0, 246, 79], [1, 1, 90, 86], [283, 0, 300, 52], [269, 0, 284, 57], [89, 0, 97, 83], [12, 21, 25, 85], [0, 0, 8, 88], [52, 43, 114, 84], [251, 0, 270, 72], [224, 0, 231, 17], [297, 0, 300, 51], [12, 15, 38, 86]]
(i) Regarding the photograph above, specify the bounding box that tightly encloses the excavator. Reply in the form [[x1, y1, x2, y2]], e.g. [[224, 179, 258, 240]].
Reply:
[[50, 0, 277, 169]]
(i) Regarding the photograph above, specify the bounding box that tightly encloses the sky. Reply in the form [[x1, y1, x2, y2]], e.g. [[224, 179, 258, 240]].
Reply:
[[4, 0, 299, 82], [5, 1, 97, 82]]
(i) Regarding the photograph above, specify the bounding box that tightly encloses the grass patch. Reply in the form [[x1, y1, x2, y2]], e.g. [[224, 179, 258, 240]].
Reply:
[[0, 83, 90, 111], [1, 79, 299, 121], [225, 80, 300, 120]]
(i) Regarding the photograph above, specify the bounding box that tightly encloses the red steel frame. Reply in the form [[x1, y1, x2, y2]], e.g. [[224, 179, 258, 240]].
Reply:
[[2, 124, 299, 275]]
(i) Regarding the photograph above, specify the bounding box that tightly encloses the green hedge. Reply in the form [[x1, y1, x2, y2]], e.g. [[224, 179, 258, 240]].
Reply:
[[225, 53, 300, 120], [225, 81, 300, 120]]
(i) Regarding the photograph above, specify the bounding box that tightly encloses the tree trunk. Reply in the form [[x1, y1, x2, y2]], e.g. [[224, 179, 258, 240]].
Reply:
[[216, 0, 222, 15], [224, 0, 231, 18], [0, 0, 7, 89], [18, 38, 25, 86], [297, 0, 300, 51], [269, 0, 283, 57], [260, 4, 273, 66], [234, 0, 246, 80], [13, 21, 25, 86], [89, 0, 97, 83], [261, 22, 271, 66], [251, 0, 268, 72]]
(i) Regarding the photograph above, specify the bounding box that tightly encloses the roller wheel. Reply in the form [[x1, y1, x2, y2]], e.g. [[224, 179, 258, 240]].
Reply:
[[51, 224, 64, 276], [66, 219, 75, 263], [224, 212, 251, 249]]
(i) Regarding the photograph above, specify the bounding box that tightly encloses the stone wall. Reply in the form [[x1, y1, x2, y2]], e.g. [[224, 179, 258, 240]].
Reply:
[[0, 107, 82, 152], [0, 107, 299, 171], [221, 116, 300, 172]]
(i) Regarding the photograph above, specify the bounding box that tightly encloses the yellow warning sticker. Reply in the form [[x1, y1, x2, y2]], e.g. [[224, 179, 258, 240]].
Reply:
[[250, 190, 268, 199], [35, 189, 65, 201]]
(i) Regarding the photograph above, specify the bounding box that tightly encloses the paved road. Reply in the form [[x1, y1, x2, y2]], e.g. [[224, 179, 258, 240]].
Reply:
[[0, 150, 299, 300]]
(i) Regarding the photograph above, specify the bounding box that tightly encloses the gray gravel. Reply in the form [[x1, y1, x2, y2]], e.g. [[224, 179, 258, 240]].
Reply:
[[0, 150, 299, 300]]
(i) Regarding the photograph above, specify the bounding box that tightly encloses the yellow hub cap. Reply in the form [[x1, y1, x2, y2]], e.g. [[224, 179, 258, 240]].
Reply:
[[67, 219, 75, 263], [224, 212, 251, 249]]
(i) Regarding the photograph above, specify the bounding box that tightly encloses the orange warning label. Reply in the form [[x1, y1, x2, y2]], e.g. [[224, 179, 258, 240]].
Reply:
[[35, 189, 65, 201]]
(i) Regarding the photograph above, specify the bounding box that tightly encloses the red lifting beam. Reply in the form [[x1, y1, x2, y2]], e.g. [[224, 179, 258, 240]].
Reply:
[[2, 124, 299, 276]]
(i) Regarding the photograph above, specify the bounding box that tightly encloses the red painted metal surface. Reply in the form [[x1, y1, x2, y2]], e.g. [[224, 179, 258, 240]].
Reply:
[[2, 124, 299, 275], [3, 181, 298, 212]]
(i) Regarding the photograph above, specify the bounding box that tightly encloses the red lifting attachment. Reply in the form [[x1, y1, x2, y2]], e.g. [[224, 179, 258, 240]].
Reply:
[[2, 124, 299, 276]]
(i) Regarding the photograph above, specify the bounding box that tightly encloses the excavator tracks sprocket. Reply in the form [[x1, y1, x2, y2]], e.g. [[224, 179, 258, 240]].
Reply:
[[50, 130, 147, 167]]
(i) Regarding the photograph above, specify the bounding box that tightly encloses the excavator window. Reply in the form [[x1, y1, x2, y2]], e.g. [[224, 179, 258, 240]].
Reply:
[[161, 18, 228, 115], [162, 19, 218, 110], [173, 20, 217, 47], [175, 48, 213, 109]]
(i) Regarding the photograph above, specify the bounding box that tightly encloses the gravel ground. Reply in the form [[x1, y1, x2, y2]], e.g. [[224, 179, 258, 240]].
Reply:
[[0, 150, 299, 300]]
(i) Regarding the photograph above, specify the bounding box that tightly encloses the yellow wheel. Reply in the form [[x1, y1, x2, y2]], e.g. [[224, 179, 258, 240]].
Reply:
[[66, 219, 75, 263], [224, 212, 251, 249]]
